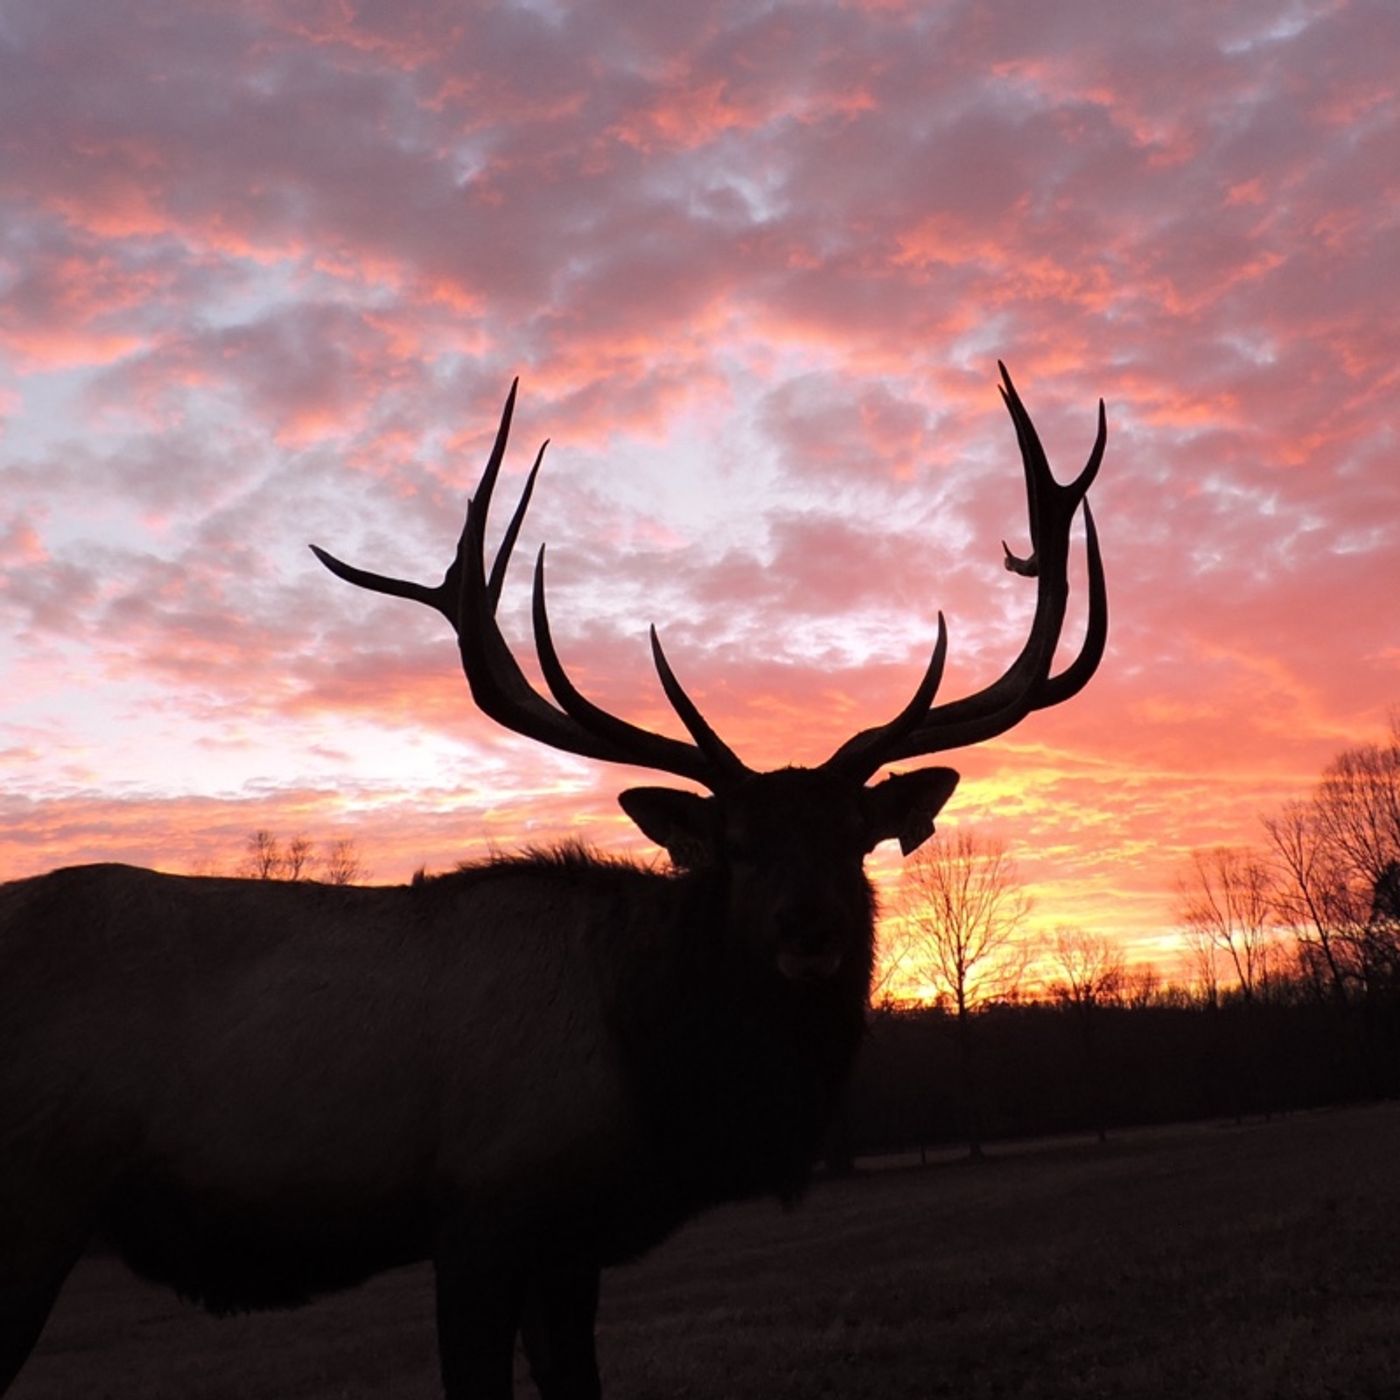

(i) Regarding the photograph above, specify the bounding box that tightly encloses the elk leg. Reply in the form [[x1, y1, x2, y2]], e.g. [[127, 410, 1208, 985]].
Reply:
[[0, 1220, 84, 1395], [0, 1285, 63, 1398], [432, 1243, 524, 1400], [520, 1262, 601, 1400]]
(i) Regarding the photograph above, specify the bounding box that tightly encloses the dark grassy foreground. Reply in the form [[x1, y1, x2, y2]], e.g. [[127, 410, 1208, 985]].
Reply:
[[13, 1103, 1400, 1399]]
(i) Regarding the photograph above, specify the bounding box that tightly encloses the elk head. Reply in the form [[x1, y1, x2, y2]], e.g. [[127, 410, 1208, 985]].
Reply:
[[312, 367, 1105, 985]]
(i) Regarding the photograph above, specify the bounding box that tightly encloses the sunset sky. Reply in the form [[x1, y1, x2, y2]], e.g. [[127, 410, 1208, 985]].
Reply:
[[2, 0, 1397, 975]]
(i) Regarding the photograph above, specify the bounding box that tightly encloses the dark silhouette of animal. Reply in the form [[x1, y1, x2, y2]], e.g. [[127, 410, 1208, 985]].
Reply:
[[0, 365, 1106, 1398]]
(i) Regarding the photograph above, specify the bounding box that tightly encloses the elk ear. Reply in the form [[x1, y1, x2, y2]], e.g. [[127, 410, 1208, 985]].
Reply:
[[861, 767, 960, 855], [618, 787, 718, 867]]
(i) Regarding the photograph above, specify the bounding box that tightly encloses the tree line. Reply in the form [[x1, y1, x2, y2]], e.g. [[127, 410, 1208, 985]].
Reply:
[[851, 711, 1400, 1161], [1181, 712, 1400, 1009], [205, 830, 368, 885]]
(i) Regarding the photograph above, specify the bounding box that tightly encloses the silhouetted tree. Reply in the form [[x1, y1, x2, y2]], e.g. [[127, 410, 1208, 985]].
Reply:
[[1177, 847, 1278, 1002], [1120, 962, 1164, 1010], [238, 830, 359, 882], [284, 835, 315, 880], [322, 838, 366, 886], [1264, 800, 1354, 1003], [898, 830, 1030, 1158], [1314, 722, 1400, 1004], [1262, 715, 1400, 1095], [1181, 921, 1223, 1008], [1315, 716, 1400, 890], [1048, 926, 1125, 1142], [1178, 846, 1287, 1120], [243, 829, 285, 880]]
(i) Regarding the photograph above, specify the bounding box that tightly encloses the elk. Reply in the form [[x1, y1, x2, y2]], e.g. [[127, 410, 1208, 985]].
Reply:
[[0, 365, 1106, 1399]]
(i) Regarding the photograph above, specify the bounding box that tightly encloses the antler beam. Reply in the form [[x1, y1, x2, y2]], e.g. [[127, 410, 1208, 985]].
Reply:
[[825, 362, 1106, 779], [314, 366, 1106, 793], [312, 381, 749, 790]]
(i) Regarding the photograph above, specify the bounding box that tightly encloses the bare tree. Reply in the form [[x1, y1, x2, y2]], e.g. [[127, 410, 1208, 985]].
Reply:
[[899, 830, 1031, 1157], [1181, 923, 1223, 1008], [1049, 925, 1126, 1008], [322, 838, 366, 886], [1373, 861, 1400, 927], [1264, 800, 1355, 1002], [1314, 715, 1400, 895], [1048, 926, 1125, 1142], [243, 829, 284, 881], [1265, 718, 1400, 1004], [1177, 847, 1278, 1002], [241, 831, 319, 881], [1120, 962, 1163, 1010], [282, 835, 316, 881], [870, 924, 912, 1008], [1311, 719, 1400, 998]]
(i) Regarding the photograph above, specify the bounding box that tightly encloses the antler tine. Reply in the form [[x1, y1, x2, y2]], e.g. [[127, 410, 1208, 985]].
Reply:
[[314, 381, 748, 790], [309, 543, 453, 619], [824, 369, 1107, 778], [998, 360, 1104, 575], [872, 496, 1105, 761], [449, 472, 613, 758], [486, 441, 546, 609], [824, 614, 948, 778], [1034, 499, 1105, 709], [526, 547, 739, 782], [309, 377, 528, 626], [649, 627, 748, 779]]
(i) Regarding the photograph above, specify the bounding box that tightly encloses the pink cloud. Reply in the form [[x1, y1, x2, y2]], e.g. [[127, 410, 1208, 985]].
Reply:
[[0, 514, 47, 568]]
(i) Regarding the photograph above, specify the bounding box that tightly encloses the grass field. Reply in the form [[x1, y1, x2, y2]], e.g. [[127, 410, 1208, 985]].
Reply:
[[12, 1103, 1400, 1398]]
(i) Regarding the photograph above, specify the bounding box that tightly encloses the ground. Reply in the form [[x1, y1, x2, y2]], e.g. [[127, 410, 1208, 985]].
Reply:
[[12, 1103, 1400, 1398]]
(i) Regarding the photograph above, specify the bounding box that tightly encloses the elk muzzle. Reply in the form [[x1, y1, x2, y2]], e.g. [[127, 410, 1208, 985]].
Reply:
[[772, 904, 849, 981]]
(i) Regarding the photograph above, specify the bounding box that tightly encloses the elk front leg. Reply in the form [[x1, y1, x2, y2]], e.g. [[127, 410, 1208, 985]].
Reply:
[[432, 1236, 523, 1400], [520, 1262, 601, 1400], [0, 1193, 87, 1396]]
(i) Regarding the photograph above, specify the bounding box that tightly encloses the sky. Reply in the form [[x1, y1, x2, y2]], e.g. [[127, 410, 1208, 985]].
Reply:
[[2, 0, 1397, 975]]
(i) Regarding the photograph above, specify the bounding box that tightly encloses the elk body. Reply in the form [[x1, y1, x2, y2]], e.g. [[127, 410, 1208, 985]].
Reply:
[[0, 367, 1107, 1398]]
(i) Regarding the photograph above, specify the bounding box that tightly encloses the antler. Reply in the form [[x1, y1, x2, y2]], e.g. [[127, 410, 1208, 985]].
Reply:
[[314, 368, 1104, 795], [311, 381, 750, 791], [824, 362, 1106, 781]]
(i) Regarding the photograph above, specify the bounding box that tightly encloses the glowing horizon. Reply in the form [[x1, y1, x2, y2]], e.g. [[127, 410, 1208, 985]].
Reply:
[[3, 1, 1398, 979]]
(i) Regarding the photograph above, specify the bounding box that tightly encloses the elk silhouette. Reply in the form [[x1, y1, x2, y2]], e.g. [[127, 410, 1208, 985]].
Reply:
[[0, 365, 1106, 1398]]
